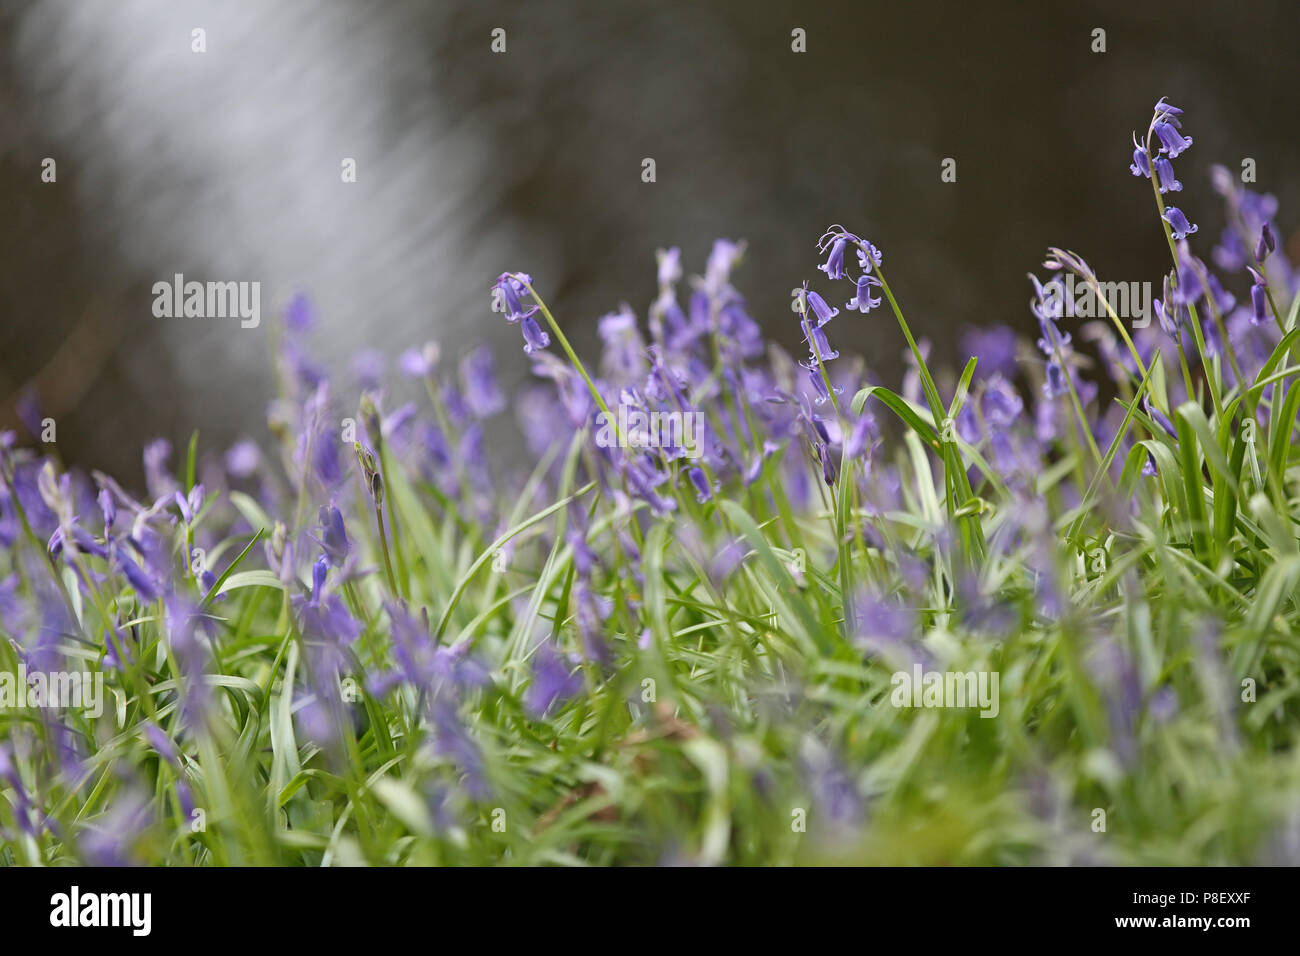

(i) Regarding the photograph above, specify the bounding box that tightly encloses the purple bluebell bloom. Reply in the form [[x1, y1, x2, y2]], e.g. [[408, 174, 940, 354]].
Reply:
[[1162, 206, 1198, 239], [1205, 272, 1236, 315], [1248, 267, 1270, 325], [846, 273, 882, 313], [1173, 241, 1208, 306], [982, 375, 1024, 428], [1142, 396, 1178, 439], [1153, 119, 1193, 158], [962, 325, 1019, 380], [460, 346, 506, 419], [803, 323, 839, 362], [1043, 360, 1069, 399], [803, 289, 839, 327], [224, 439, 260, 479], [844, 411, 877, 459], [856, 238, 883, 270], [1153, 156, 1182, 193], [598, 304, 647, 382], [687, 466, 713, 503], [704, 239, 745, 296], [493, 272, 537, 323], [526, 641, 582, 718], [398, 342, 440, 379], [142, 439, 178, 501], [519, 313, 551, 354], [284, 291, 316, 333], [313, 506, 350, 568], [657, 246, 682, 287], [1213, 227, 1248, 273], [1255, 223, 1276, 263], [1129, 133, 1151, 178], [1153, 274, 1188, 336], [802, 360, 842, 406], [114, 545, 161, 603], [818, 235, 848, 280]]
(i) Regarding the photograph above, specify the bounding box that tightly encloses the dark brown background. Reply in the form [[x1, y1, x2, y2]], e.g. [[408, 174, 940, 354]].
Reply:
[[1, 0, 1295, 484]]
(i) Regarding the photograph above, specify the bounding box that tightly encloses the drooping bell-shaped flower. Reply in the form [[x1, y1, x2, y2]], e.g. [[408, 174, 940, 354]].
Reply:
[[803, 323, 839, 362], [687, 467, 713, 503], [493, 272, 537, 323], [1255, 223, 1276, 263], [1129, 133, 1151, 178], [818, 236, 848, 280], [846, 273, 882, 313], [520, 313, 551, 354], [1153, 119, 1193, 158], [1248, 267, 1270, 325], [1162, 206, 1198, 239], [1153, 156, 1182, 193], [803, 289, 839, 327]]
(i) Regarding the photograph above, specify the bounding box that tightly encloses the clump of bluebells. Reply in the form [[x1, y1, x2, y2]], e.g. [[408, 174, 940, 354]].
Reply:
[[3, 97, 1300, 866]]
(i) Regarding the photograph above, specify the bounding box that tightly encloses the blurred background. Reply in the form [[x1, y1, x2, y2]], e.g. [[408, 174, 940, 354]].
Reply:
[[1, 0, 1296, 484]]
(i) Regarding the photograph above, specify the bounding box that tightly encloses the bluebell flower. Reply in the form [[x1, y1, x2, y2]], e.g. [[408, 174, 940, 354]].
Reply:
[[656, 246, 682, 287], [519, 313, 551, 354], [1154, 120, 1193, 158], [1153, 274, 1189, 335], [1212, 227, 1248, 273], [803, 323, 839, 362], [224, 439, 260, 479], [1255, 223, 1276, 263], [294, 554, 361, 647], [493, 272, 537, 323], [143, 438, 178, 501], [687, 466, 713, 503], [844, 411, 877, 459], [96, 486, 117, 532], [846, 274, 882, 313], [718, 301, 765, 359], [1129, 133, 1151, 178], [856, 239, 883, 270], [114, 544, 161, 603], [981, 375, 1024, 428], [1152, 108, 1193, 158], [284, 291, 316, 333], [1142, 396, 1178, 439], [802, 360, 842, 406], [1173, 241, 1208, 306], [704, 239, 745, 296], [1153, 97, 1185, 125], [526, 640, 582, 718], [398, 341, 440, 379], [1206, 272, 1236, 315], [1043, 359, 1069, 399], [313, 505, 350, 567], [1153, 156, 1182, 193], [818, 235, 848, 280], [814, 441, 837, 486], [460, 346, 506, 419], [598, 304, 646, 383], [1248, 267, 1270, 325], [803, 289, 839, 327], [962, 326, 1019, 380], [1162, 206, 1198, 239]]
